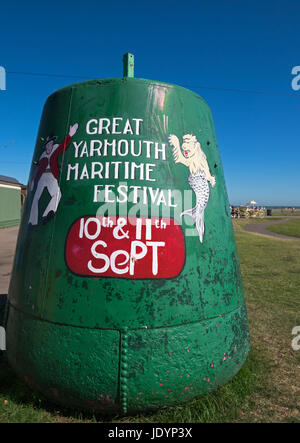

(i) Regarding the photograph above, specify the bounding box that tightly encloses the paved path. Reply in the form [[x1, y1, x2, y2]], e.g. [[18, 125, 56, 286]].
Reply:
[[0, 227, 19, 295], [244, 217, 300, 241]]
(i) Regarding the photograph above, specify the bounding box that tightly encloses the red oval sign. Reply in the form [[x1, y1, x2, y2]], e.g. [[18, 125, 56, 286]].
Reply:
[[65, 216, 185, 279]]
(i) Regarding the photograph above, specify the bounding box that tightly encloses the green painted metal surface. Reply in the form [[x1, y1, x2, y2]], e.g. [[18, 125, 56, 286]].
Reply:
[[5, 75, 250, 414], [123, 53, 134, 78]]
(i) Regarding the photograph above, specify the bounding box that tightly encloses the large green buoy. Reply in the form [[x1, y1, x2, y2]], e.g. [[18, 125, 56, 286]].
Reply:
[[5, 54, 249, 414]]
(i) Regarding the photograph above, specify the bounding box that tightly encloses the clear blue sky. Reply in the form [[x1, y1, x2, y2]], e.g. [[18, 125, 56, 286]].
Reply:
[[1, 0, 300, 206]]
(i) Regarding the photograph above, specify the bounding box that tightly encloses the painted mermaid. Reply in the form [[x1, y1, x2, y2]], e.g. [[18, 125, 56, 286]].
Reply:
[[168, 134, 216, 243]]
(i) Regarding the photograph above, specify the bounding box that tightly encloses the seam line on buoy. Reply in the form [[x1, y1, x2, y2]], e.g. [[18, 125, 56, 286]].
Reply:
[[8, 302, 245, 331], [119, 328, 128, 415]]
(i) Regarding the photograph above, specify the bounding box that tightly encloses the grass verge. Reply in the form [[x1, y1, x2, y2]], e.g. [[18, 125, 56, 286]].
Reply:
[[271, 210, 300, 217], [266, 219, 300, 238], [231, 217, 282, 232]]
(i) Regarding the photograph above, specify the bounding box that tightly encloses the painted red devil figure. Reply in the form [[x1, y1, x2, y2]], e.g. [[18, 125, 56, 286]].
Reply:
[[28, 123, 78, 225]]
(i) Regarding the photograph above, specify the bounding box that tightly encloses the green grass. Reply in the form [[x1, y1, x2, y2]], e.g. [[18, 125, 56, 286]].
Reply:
[[266, 219, 300, 238], [1, 220, 300, 422], [271, 210, 300, 217]]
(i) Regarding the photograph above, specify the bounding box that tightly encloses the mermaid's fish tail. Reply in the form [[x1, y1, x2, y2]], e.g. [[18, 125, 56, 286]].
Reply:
[[181, 207, 196, 220], [180, 206, 205, 243], [195, 208, 205, 243]]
